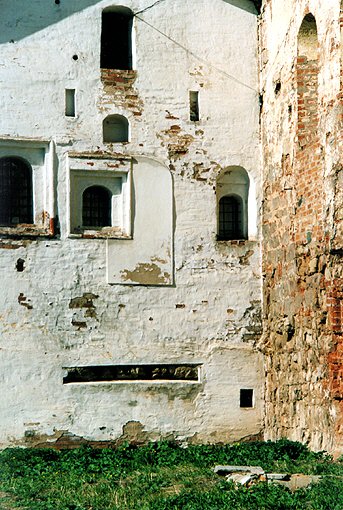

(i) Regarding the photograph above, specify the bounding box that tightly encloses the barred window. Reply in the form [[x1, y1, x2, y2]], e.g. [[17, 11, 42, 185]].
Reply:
[[82, 186, 111, 228], [0, 157, 33, 226], [218, 195, 243, 240]]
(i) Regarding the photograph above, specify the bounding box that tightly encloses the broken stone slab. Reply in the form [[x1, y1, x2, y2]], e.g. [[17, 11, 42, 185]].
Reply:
[[270, 474, 321, 492], [266, 473, 290, 480], [226, 473, 258, 485], [214, 465, 265, 476]]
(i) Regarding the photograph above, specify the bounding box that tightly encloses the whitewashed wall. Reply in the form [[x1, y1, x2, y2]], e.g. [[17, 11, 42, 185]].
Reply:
[[0, 0, 262, 446]]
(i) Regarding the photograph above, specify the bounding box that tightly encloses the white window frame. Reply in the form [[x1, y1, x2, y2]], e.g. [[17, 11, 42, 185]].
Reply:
[[67, 153, 132, 239], [0, 136, 54, 237]]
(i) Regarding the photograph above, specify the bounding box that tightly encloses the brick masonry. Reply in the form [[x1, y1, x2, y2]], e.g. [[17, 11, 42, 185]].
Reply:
[[261, 0, 343, 455]]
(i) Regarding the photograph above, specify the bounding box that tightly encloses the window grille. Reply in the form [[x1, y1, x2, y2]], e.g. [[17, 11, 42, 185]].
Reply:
[[218, 195, 243, 240], [0, 157, 33, 226], [82, 185, 111, 228]]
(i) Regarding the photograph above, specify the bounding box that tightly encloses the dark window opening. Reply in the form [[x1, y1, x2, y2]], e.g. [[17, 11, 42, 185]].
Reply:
[[103, 114, 129, 143], [190, 91, 199, 121], [82, 186, 111, 228], [240, 389, 254, 408], [101, 9, 133, 70], [63, 364, 200, 384], [65, 89, 76, 117], [0, 157, 33, 226], [218, 195, 244, 240]]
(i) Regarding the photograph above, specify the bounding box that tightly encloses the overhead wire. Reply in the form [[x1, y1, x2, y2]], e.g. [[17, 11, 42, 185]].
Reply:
[[134, 14, 258, 93]]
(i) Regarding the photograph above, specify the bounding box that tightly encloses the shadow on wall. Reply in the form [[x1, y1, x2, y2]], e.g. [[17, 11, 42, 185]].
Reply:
[[222, 0, 260, 15], [0, 0, 104, 44], [1, 0, 260, 45]]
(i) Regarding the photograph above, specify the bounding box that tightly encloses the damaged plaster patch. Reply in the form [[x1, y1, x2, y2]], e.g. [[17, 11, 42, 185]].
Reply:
[[242, 301, 262, 343], [69, 293, 98, 318], [120, 262, 171, 285], [18, 293, 33, 310], [158, 125, 194, 160]]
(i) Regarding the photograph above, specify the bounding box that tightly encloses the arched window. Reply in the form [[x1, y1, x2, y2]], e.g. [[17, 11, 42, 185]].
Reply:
[[216, 166, 250, 240], [218, 195, 244, 240], [297, 14, 318, 148], [101, 7, 133, 70], [82, 186, 111, 228], [0, 157, 33, 226], [103, 114, 129, 143]]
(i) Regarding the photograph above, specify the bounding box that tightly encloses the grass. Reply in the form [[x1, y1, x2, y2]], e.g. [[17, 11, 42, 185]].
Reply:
[[0, 439, 342, 509]]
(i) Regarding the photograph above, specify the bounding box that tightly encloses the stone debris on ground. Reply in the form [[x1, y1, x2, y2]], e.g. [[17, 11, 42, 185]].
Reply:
[[214, 465, 321, 491]]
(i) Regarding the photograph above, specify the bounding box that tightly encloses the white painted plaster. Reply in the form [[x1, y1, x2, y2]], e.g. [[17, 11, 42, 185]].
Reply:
[[0, 0, 262, 446]]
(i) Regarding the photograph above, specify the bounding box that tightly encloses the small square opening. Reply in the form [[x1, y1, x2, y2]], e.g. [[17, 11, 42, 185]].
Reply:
[[240, 388, 254, 408]]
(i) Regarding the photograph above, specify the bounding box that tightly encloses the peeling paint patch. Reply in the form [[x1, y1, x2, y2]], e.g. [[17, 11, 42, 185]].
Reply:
[[69, 293, 98, 318], [120, 263, 171, 285], [239, 250, 254, 266]]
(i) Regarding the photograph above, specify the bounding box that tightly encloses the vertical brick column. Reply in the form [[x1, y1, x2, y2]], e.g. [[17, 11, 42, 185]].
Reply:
[[295, 55, 323, 244]]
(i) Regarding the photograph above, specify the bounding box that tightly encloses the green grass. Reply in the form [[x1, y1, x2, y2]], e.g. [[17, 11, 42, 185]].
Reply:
[[0, 439, 342, 510]]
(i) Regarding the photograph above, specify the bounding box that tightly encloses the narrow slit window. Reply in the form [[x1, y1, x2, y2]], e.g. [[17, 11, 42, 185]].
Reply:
[[101, 9, 133, 70], [240, 389, 254, 408], [82, 185, 111, 228], [0, 157, 33, 226], [189, 91, 199, 121], [63, 364, 200, 383], [65, 89, 76, 117]]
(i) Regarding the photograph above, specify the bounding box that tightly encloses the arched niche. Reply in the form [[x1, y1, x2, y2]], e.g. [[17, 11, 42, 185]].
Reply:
[[297, 13, 319, 148], [107, 157, 173, 286], [298, 13, 318, 61], [103, 114, 129, 143]]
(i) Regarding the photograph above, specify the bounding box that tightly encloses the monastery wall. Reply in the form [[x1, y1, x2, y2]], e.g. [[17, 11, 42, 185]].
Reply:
[[0, 0, 263, 447]]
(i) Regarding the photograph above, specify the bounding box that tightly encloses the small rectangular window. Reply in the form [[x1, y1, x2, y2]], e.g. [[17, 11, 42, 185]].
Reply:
[[240, 389, 254, 408], [65, 89, 76, 117], [189, 91, 199, 121]]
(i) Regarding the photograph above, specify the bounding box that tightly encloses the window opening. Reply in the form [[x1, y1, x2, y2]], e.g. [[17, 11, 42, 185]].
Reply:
[[65, 89, 76, 117], [101, 9, 133, 70], [103, 114, 129, 143], [218, 195, 243, 240], [63, 364, 200, 384], [0, 157, 33, 226], [240, 389, 254, 408], [82, 185, 111, 228], [189, 91, 199, 121]]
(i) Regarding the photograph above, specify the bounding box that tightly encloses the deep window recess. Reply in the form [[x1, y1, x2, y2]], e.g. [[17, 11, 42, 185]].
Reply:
[[103, 114, 129, 143], [101, 9, 133, 70], [218, 195, 244, 240], [189, 91, 199, 121], [0, 157, 33, 226], [240, 389, 254, 408], [82, 185, 111, 228], [65, 89, 76, 117], [63, 364, 200, 383]]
